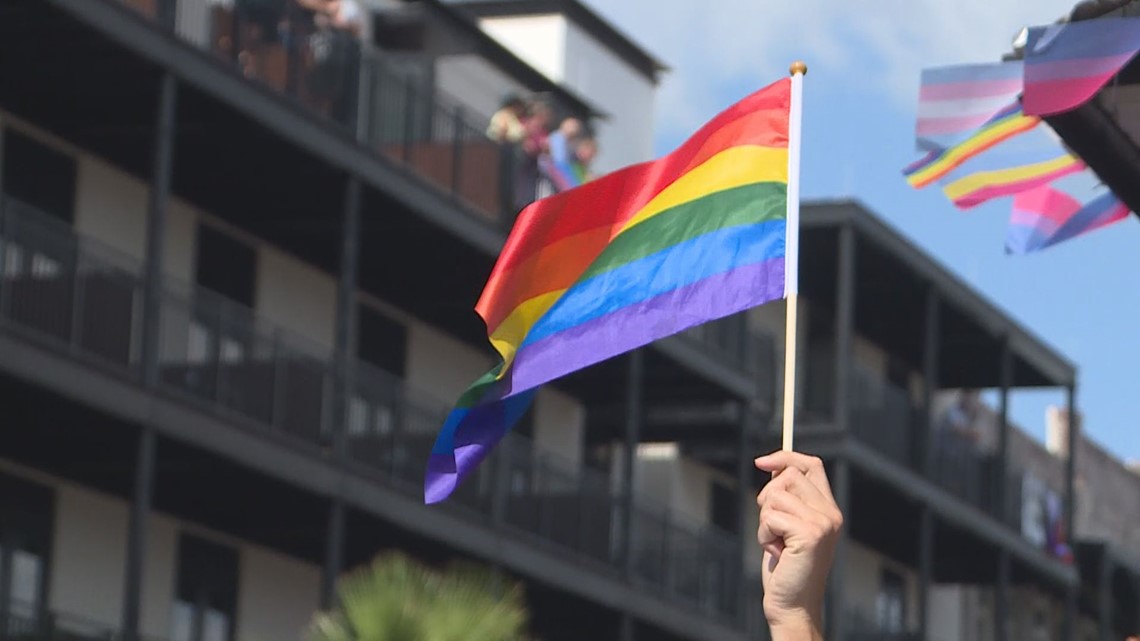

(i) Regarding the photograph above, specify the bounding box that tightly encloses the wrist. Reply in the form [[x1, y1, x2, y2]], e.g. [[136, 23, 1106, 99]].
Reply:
[[767, 609, 823, 641]]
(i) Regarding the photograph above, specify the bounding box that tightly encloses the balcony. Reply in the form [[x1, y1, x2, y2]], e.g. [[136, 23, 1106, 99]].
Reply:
[[0, 196, 747, 627]]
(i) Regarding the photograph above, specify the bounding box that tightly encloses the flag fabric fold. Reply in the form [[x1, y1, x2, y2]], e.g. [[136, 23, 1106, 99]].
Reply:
[[1006, 170, 1131, 253], [425, 78, 796, 503], [1022, 17, 1140, 117]]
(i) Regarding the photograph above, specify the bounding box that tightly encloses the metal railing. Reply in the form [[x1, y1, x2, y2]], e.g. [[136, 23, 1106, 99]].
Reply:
[[680, 315, 778, 401], [840, 365, 1067, 544], [0, 198, 747, 626], [1, 601, 163, 641]]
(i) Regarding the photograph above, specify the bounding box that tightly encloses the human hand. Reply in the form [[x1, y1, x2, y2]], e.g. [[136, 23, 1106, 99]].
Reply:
[[755, 451, 843, 641]]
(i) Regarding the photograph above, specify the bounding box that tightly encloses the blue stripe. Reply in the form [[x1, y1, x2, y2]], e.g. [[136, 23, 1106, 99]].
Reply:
[[1028, 19, 1140, 62], [522, 220, 786, 346]]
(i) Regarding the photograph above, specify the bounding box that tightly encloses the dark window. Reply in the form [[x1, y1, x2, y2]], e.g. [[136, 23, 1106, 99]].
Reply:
[[1, 129, 77, 224], [170, 534, 239, 641], [710, 482, 737, 533], [0, 472, 55, 626], [356, 305, 406, 376], [875, 568, 907, 633], [195, 225, 256, 308]]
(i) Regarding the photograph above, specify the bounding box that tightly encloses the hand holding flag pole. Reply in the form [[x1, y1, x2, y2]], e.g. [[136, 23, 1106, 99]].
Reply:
[[782, 61, 806, 452]]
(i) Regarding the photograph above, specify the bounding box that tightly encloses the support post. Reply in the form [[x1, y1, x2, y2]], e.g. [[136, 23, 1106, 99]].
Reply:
[[921, 287, 939, 475], [825, 458, 850, 641], [332, 176, 362, 460], [996, 338, 1013, 523], [996, 550, 1010, 641], [736, 403, 753, 625], [320, 500, 347, 609], [620, 612, 635, 641], [121, 428, 156, 641], [1065, 381, 1079, 557], [833, 224, 856, 432], [141, 73, 178, 388], [619, 350, 644, 580], [1099, 554, 1113, 641], [919, 507, 934, 641], [122, 71, 177, 641]]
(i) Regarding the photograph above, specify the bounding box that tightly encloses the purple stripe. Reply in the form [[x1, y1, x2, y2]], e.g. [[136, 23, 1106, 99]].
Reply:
[[919, 78, 1023, 101], [1026, 53, 1137, 83], [507, 259, 785, 393], [921, 61, 1023, 85]]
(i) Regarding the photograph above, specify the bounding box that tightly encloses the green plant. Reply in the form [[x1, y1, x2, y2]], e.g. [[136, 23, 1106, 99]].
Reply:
[[308, 552, 531, 641]]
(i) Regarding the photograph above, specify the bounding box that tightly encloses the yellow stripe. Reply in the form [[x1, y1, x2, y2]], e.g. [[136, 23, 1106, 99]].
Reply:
[[942, 154, 1079, 202], [488, 288, 566, 374], [617, 145, 788, 235], [907, 115, 1038, 188]]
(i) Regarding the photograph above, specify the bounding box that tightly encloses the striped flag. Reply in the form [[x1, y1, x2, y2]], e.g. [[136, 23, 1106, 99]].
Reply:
[[425, 76, 802, 503], [1006, 170, 1131, 253], [916, 61, 1024, 152], [1022, 17, 1140, 116]]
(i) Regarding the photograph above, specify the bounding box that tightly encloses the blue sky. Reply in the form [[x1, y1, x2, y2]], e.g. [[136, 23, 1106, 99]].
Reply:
[[583, 0, 1140, 462]]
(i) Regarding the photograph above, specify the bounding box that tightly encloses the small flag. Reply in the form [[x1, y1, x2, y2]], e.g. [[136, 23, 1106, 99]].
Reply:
[[905, 102, 1048, 190], [1006, 170, 1131, 253], [915, 61, 1024, 152], [424, 77, 800, 503], [1022, 17, 1140, 116]]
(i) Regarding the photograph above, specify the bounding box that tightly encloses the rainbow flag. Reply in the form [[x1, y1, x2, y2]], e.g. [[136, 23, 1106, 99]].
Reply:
[[915, 61, 1024, 152], [425, 77, 798, 503], [905, 102, 1041, 189], [905, 112, 1085, 209], [1006, 170, 1131, 253], [1022, 17, 1140, 116]]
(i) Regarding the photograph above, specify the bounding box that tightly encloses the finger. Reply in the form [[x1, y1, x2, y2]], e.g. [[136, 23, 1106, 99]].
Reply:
[[755, 450, 836, 503], [757, 467, 831, 516], [757, 503, 795, 552]]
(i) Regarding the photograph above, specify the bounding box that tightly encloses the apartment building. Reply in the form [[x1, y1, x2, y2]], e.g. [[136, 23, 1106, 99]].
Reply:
[[0, 2, 1119, 641]]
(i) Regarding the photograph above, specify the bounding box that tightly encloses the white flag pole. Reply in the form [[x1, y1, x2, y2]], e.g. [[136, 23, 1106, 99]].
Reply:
[[782, 61, 806, 452]]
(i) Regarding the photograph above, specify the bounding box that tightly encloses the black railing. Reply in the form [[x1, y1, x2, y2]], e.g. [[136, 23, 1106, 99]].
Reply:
[[0, 198, 747, 626], [839, 365, 1067, 547], [0, 602, 164, 641]]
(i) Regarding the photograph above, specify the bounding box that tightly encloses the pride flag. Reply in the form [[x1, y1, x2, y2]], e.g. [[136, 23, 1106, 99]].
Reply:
[[905, 106, 1085, 210], [915, 61, 1024, 152], [425, 77, 799, 503], [1022, 17, 1140, 116], [1006, 170, 1131, 253]]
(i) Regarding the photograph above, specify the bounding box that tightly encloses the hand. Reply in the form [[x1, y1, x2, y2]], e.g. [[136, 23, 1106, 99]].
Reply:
[[755, 451, 844, 641]]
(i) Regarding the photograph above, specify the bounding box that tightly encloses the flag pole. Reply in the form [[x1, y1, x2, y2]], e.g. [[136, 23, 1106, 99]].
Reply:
[[782, 61, 806, 451]]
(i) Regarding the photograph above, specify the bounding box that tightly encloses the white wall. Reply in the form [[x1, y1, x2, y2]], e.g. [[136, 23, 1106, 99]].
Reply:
[[843, 541, 921, 632], [255, 246, 337, 352], [631, 446, 726, 526], [562, 21, 656, 172], [237, 547, 321, 641], [48, 485, 129, 629], [141, 514, 180, 639], [405, 321, 493, 414], [478, 15, 567, 84], [533, 387, 584, 468], [75, 160, 148, 261], [434, 54, 531, 122]]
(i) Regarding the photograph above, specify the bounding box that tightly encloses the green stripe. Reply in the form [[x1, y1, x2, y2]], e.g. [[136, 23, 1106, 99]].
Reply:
[[578, 181, 787, 283]]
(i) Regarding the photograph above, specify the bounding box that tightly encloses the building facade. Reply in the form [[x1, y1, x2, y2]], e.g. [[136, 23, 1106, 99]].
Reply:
[[0, 2, 1129, 641]]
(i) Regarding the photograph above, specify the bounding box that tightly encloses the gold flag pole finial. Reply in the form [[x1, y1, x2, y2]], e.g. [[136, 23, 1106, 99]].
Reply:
[[790, 61, 808, 76]]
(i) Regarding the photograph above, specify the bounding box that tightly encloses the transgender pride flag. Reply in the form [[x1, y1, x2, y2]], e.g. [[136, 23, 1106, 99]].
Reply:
[[1022, 17, 1140, 116]]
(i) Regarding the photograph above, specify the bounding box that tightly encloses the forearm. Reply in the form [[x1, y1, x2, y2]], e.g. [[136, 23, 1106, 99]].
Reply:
[[769, 619, 824, 641]]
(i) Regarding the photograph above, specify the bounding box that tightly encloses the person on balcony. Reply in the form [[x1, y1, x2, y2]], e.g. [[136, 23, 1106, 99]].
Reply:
[[487, 94, 527, 144], [305, 0, 364, 123], [571, 136, 598, 184], [514, 100, 552, 211], [539, 116, 583, 192], [755, 450, 843, 641]]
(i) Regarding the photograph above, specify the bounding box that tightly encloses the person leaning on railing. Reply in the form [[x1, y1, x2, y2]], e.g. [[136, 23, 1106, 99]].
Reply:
[[755, 450, 844, 641]]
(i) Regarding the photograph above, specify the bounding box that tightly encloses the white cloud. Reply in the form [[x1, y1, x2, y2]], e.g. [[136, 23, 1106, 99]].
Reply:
[[582, 0, 1079, 144]]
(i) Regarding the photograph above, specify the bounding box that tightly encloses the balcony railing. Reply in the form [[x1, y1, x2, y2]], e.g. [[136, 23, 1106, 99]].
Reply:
[[839, 365, 1067, 554], [1, 601, 164, 641], [0, 197, 747, 626]]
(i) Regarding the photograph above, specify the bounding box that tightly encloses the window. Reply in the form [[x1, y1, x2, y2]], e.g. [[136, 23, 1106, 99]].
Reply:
[[194, 225, 256, 308], [875, 568, 907, 633], [170, 534, 239, 641], [0, 472, 54, 626], [356, 305, 406, 376], [1, 129, 77, 225]]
